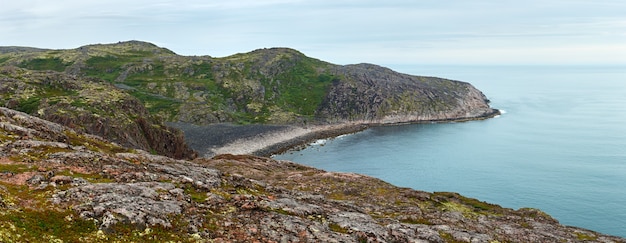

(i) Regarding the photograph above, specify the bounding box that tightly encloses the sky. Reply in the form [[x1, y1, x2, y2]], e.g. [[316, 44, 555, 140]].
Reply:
[[1, 0, 626, 65]]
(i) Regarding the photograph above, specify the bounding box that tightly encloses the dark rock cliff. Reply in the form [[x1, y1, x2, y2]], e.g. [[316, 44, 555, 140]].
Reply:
[[319, 63, 498, 123]]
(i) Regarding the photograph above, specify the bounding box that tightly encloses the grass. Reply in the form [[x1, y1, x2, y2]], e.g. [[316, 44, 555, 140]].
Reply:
[[183, 185, 208, 203], [84, 55, 134, 82], [16, 96, 41, 114], [0, 56, 10, 64], [271, 58, 336, 117], [0, 163, 37, 174], [65, 131, 129, 154], [77, 46, 338, 124], [433, 192, 501, 213], [128, 90, 181, 117], [17, 57, 70, 72], [0, 209, 97, 242]]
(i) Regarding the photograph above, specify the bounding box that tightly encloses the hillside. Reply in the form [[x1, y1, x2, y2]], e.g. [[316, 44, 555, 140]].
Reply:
[[0, 66, 196, 159], [0, 41, 498, 125], [1, 106, 623, 242]]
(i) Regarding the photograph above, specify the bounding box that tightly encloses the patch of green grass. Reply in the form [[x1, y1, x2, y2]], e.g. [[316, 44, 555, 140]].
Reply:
[[84, 55, 133, 82], [16, 96, 41, 114], [0, 163, 36, 174], [0, 210, 97, 242], [0, 56, 10, 64], [17, 57, 70, 72], [272, 58, 336, 117], [102, 217, 190, 242], [433, 192, 501, 213], [128, 90, 181, 116], [183, 185, 208, 203]]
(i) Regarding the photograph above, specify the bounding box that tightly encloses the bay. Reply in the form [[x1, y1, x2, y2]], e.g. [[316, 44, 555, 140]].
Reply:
[[273, 65, 626, 237]]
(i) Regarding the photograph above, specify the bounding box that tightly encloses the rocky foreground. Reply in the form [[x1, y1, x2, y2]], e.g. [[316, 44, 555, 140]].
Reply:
[[1, 107, 624, 242]]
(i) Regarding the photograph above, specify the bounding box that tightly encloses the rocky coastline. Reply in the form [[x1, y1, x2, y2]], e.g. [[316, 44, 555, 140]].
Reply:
[[172, 108, 501, 158], [2, 106, 624, 242]]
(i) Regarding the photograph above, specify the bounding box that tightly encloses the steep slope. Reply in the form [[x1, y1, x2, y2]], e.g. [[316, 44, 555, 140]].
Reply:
[[1, 107, 622, 242], [0, 41, 498, 125], [0, 66, 196, 159]]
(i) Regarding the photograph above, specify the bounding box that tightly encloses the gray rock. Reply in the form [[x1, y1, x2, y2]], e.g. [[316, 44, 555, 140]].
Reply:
[[53, 182, 184, 231]]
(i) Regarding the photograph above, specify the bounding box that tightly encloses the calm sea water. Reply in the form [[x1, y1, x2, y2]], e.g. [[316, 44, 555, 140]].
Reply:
[[274, 65, 626, 237]]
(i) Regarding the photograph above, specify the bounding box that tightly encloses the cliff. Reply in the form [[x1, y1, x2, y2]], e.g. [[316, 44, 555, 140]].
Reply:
[[1, 107, 622, 242]]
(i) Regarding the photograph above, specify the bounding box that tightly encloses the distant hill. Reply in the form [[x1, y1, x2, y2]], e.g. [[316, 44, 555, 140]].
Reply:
[[0, 41, 498, 125]]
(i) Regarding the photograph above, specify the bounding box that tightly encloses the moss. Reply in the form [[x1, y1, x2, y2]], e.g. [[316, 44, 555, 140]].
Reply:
[[183, 185, 208, 203], [0, 163, 37, 174], [65, 131, 129, 154], [9, 146, 74, 162], [575, 232, 598, 241], [400, 217, 433, 225], [328, 223, 349, 234], [438, 231, 466, 243], [101, 219, 191, 242], [0, 210, 97, 240], [433, 192, 502, 215], [210, 188, 232, 201]]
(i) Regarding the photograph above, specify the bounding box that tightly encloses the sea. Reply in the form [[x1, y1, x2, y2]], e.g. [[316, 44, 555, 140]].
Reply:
[[273, 65, 626, 237]]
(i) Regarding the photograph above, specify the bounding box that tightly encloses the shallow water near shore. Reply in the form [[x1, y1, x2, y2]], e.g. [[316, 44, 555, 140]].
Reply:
[[274, 65, 626, 237]]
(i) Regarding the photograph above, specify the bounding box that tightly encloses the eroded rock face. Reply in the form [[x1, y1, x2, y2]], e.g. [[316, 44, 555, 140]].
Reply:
[[318, 64, 499, 123], [0, 68, 197, 159], [1, 107, 624, 242]]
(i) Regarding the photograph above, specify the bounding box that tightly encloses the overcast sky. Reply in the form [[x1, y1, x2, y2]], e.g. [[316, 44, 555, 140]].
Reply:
[[2, 0, 626, 65]]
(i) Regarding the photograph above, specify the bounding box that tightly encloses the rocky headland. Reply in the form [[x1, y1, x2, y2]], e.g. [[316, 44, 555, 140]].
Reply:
[[1, 41, 622, 242]]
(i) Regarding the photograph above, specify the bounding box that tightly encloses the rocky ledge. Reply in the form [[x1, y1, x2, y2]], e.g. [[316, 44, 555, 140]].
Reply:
[[1, 107, 623, 242]]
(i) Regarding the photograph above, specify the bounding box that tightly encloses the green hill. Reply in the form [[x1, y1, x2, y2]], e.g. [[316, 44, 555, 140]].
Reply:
[[0, 41, 498, 125]]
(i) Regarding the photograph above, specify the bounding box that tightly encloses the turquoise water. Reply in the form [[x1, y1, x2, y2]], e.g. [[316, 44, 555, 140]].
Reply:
[[274, 65, 626, 237]]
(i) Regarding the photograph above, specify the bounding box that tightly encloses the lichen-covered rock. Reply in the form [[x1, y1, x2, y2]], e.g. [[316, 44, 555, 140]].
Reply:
[[319, 63, 498, 123], [1, 98, 624, 242], [53, 182, 185, 232], [0, 69, 197, 160]]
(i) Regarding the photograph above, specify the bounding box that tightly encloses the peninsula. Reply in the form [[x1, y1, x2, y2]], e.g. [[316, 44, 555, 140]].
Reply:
[[1, 41, 621, 242]]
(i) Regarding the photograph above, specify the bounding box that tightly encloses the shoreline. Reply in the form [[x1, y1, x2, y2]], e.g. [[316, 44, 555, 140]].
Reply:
[[257, 108, 501, 157], [171, 108, 501, 158]]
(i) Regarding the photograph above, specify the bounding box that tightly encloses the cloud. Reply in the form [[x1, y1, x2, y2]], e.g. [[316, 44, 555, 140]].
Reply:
[[2, 0, 626, 64]]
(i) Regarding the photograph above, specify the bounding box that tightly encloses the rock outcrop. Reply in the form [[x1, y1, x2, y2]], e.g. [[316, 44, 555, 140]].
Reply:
[[1, 107, 623, 242], [320, 63, 498, 123], [0, 66, 197, 159]]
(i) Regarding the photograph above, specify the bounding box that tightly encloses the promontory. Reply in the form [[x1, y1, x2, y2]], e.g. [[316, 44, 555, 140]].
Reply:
[[1, 41, 622, 242]]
